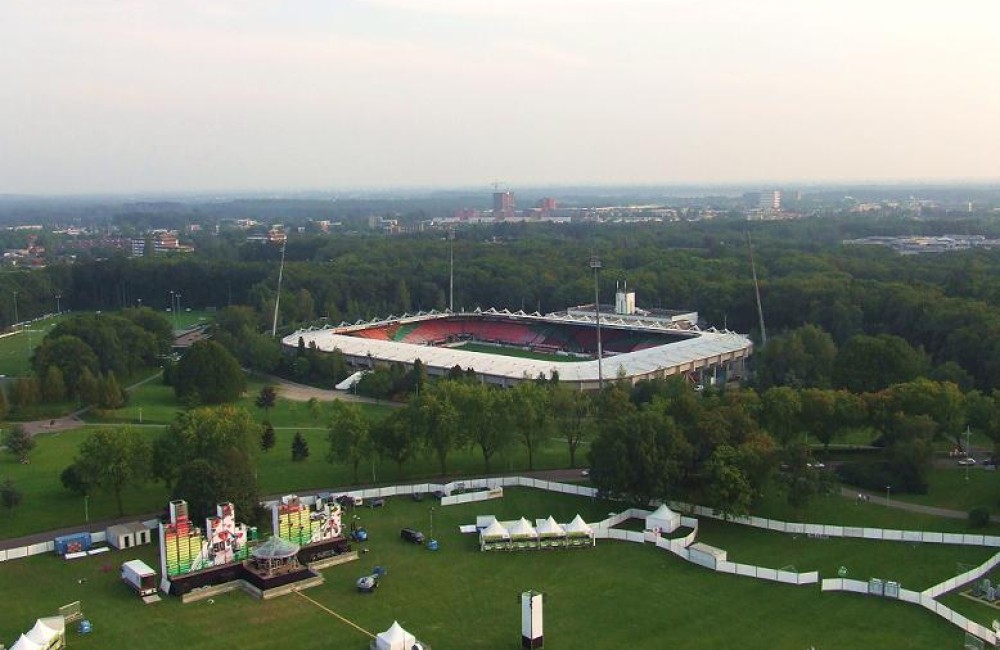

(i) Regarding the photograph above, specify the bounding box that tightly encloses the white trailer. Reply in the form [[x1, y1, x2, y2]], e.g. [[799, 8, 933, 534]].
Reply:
[[121, 559, 158, 597]]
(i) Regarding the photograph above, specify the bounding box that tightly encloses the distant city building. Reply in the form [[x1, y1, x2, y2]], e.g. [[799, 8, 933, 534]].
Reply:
[[131, 238, 146, 257], [493, 190, 515, 219], [759, 190, 781, 211], [537, 197, 558, 214]]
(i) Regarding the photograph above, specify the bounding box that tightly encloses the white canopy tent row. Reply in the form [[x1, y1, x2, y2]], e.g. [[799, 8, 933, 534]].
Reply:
[[9, 616, 65, 650], [477, 514, 594, 551]]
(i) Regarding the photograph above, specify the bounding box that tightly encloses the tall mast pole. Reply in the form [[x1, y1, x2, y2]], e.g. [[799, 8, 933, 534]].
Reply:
[[449, 228, 455, 313], [272, 237, 286, 337], [747, 232, 767, 347], [590, 253, 603, 390]]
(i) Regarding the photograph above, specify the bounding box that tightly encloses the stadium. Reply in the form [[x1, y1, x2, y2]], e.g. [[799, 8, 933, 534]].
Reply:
[[285, 287, 752, 391]]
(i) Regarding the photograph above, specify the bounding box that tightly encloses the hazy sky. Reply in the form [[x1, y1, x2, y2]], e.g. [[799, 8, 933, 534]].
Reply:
[[1, 1, 998, 194]]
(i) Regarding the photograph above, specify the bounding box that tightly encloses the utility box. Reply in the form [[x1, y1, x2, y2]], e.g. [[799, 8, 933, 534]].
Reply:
[[121, 560, 158, 597], [521, 591, 543, 649]]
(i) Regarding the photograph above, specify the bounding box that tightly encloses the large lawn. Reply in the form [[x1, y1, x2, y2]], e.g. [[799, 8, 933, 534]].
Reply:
[[0, 488, 985, 649], [0, 314, 67, 377]]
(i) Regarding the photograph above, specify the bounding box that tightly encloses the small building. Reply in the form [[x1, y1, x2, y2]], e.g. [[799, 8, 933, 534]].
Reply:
[[106, 522, 152, 550]]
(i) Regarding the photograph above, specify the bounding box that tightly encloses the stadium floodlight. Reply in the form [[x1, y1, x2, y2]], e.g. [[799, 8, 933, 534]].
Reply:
[[590, 253, 603, 390]]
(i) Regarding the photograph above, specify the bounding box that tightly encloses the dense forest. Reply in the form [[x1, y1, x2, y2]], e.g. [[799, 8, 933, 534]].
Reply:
[[5, 214, 1000, 392]]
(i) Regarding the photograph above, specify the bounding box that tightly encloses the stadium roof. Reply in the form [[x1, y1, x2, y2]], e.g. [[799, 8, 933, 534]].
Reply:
[[284, 311, 752, 385]]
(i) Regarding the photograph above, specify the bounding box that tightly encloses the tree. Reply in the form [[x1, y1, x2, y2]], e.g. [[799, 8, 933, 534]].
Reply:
[[74, 426, 151, 515], [11, 377, 41, 410], [98, 371, 127, 410], [158, 406, 262, 523], [761, 386, 802, 447], [833, 334, 928, 393], [152, 405, 260, 489], [455, 383, 514, 473], [60, 463, 90, 496], [41, 365, 67, 403], [551, 383, 593, 469], [0, 478, 23, 515], [76, 367, 101, 407], [704, 445, 756, 520], [371, 409, 419, 478], [510, 381, 552, 471], [777, 442, 831, 517], [172, 340, 246, 405], [589, 405, 692, 504], [327, 401, 371, 484], [2, 424, 35, 463], [30, 335, 100, 398], [291, 432, 310, 462], [255, 385, 277, 417], [260, 422, 276, 452], [416, 386, 461, 476]]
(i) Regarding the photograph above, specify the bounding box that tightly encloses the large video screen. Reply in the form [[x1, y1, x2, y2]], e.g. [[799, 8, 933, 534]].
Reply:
[[273, 495, 343, 546], [159, 500, 251, 579]]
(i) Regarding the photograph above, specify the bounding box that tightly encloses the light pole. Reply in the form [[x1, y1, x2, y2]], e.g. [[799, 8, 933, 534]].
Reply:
[[84, 495, 89, 522], [590, 253, 603, 390], [12, 290, 18, 330], [429, 506, 435, 539], [964, 425, 973, 482], [169, 291, 180, 331], [885, 485, 891, 506], [55, 293, 61, 315]]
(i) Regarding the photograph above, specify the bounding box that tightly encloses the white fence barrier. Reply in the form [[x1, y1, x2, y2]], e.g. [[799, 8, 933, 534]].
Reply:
[[922, 550, 1000, 598]]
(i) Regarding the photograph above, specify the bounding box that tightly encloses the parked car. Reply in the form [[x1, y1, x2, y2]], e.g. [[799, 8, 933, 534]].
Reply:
[[958, 457, 977, 466], [400, 528, 425, 544]]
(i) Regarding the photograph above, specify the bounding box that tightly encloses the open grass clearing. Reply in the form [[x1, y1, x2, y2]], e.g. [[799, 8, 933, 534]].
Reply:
[[0, 488, 982, 649]]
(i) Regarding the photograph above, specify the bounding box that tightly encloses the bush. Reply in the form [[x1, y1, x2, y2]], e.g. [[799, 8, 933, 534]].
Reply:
[[969, 507, 991, 529]]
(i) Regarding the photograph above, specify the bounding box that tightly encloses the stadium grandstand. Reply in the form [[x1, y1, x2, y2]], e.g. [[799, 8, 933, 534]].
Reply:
[[284, 287, 752, 391]]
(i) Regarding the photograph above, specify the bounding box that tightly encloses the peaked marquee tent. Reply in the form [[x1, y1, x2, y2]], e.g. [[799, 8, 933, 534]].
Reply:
[[375, 621, 416, 650], [645, 503, 681, 534], [11, 616, 65, 650]]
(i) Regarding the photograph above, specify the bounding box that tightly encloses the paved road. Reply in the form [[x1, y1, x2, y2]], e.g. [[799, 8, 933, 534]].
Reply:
[[839, 486, 1000, 523]]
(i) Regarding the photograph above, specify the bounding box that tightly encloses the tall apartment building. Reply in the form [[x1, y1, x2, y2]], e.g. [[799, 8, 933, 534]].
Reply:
[[493, 190, 515, 218]]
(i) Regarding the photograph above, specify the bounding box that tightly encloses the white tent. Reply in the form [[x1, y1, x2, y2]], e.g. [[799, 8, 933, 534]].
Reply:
[[480, 519, 510, 550], [535, 516, 566, 538], [480, 519, 510, 540], [564, 514, 593, 536], [375, 621, 416, 650], [508, 517, 538, 540], [645, 503, 681, 534], [11, 634, 44, 650], [27, 617, 64, 649]]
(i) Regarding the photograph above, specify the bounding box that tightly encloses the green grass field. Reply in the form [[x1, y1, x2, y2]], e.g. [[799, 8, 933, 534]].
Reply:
[[0, 488, 989, 649], [0, 314, 67, 377], [453, 342, 588, 362]]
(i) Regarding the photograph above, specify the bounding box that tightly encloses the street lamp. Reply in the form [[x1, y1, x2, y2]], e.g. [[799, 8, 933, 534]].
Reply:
[[885, 485, 891, 506], [55, 293, 61, 314], [12, 290, 18, 330], [429, 506, 436, 539], [964, 425, 973, 482]]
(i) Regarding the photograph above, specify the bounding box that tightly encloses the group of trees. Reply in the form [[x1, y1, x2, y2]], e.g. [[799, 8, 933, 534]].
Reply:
[[60, 406, 264, 525], [327, 374, 594, 481], [12, 308, 173, 414]]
